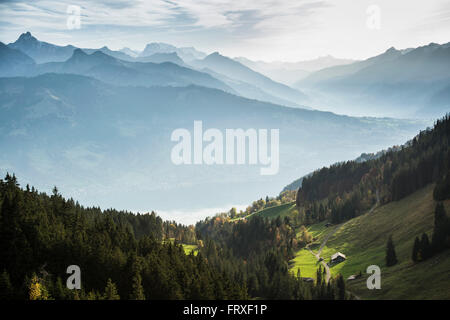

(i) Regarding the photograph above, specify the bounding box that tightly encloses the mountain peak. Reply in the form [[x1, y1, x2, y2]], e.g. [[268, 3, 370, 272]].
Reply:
[[17, 31, 38, 43], [205, 52, 226, 60], [72, 48, 88, 57], [91, 50, 115, 60], [385, 46, 398, 53]]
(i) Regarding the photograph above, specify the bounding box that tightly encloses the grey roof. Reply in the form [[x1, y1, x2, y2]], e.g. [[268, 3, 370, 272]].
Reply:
[[331, 252, 346, 260]]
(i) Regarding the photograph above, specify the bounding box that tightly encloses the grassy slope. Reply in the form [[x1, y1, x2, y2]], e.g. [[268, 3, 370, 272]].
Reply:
[[289, 249, 319, 279], [182, 244, 198, 256], [289, 221, 336, 280], [163, 238, 198, 256], [290, 184, 450, 299]]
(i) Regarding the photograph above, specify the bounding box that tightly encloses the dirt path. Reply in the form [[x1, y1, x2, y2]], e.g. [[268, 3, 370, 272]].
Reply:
[[304, 190, 379, 298], [306, 223, 342, 283]]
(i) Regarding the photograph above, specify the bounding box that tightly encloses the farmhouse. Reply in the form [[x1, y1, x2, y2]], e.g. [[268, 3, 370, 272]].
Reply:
[[330, 252, 346, 264]]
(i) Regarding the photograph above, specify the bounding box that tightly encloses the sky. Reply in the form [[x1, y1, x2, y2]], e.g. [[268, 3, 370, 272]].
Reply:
[[0, 0, 449, 61]]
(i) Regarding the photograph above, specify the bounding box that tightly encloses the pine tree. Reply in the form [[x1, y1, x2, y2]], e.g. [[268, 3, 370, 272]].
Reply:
[[130, 273, 145, 300], [103, 278, 120, 300], [432, 202, 448, 253], [336, 274, 346, 300], [411, 237, 420, 262], [385, 235, 398, 267], [53, 277, 69, 300], [316, 266, 322, 285], [87, 290, 98, 300]]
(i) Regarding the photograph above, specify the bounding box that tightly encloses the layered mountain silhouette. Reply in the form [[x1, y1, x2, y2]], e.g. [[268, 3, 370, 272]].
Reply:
[[295, 43, 450, 118], [0, 42, 35, 76], [136, 52, 185, 65], [0, 71, 425, 212], [0, 31, 442, 213], [8, 31, 77, 63], [4, 32, 309, 106], [190, 52, 308, 107], [139, 42, 206, 61], [29, 48, 233, 92], [235, 55, 356, 85]]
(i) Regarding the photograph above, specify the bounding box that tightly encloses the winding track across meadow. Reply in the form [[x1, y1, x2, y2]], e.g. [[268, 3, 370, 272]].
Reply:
[[305, 190, 380, 299]]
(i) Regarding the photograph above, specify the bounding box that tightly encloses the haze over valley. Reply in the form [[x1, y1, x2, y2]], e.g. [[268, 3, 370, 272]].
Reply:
[[1, 31, 447, 223]]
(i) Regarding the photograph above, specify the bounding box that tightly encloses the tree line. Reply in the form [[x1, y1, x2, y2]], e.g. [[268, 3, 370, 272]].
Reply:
[[0, 174, 246, 300], [296, 114, 450, 225]]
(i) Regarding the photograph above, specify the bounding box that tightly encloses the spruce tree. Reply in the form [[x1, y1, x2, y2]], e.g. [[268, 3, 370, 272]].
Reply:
[[386, 235, 398, 267], [103, 278, 120, 300], [432, 202, 448, 253], [316, 265, 322, 285], [130, 273, 145, 300], [336, 274, 346, 300]]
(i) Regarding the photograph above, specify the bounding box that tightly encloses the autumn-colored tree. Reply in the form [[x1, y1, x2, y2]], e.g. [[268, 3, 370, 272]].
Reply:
[[29, 274, 49, 300]]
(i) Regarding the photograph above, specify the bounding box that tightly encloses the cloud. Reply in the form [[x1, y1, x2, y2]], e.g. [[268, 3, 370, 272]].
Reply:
[[1, 0, 449, 60], [0, 0, 326, 33]]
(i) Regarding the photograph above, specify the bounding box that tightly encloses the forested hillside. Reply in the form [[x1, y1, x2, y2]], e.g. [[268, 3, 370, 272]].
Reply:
[[0, 174, 350, 300], [1, 118, 448, 301], [295, 114, 450, 224], [0, 176, 247, 300]]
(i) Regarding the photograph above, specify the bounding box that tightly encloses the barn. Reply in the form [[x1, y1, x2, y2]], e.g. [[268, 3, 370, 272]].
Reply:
[[330, 252, 346, 264]]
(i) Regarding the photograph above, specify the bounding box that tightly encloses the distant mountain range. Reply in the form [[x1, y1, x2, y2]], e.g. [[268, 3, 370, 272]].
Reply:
[[139, 42, 206, 62], [0, 31, 443, 214], [0, 71, 425, 213], [0, 42, 35, 76], [4, 32, 309, 107], [34, 48, 234, 92], [8, 32, 77, 63], [8, 32, 448, 120], [190, 52, 309, 107], [294, 43, 450, 118], [235, 55, 356, 85]]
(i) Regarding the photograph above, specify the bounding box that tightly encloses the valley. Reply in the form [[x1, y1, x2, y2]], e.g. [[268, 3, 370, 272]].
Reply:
[[0, 28, 449, 301]]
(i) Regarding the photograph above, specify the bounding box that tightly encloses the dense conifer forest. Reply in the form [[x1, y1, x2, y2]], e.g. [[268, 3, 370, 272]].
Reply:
[[295, 114, 450, 224], [0, 174, 348, 300]]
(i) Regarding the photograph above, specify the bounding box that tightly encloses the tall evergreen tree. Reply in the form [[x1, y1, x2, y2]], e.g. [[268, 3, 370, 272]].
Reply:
[[432, 202, 448, 253], [411, 237, 420, 263], [130, 273, 145, 300], [103, 278, 120, 300], [386, 235, 398, 267], [336, 274, 346, 300]]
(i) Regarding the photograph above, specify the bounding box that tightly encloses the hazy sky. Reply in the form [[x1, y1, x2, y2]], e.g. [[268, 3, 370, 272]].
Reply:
[[0, 0, 449, 61]]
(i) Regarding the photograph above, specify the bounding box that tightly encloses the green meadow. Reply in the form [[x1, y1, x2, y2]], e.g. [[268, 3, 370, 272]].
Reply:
[[289, 249, 320, 279], [288, 184, 450, 299]]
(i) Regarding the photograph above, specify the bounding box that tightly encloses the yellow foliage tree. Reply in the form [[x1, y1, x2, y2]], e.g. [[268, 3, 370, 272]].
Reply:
[[29, 274, 49, 300]]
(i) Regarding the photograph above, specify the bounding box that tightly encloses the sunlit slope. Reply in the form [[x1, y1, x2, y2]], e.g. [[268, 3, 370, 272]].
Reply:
[[309, 184, 450, 299]]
